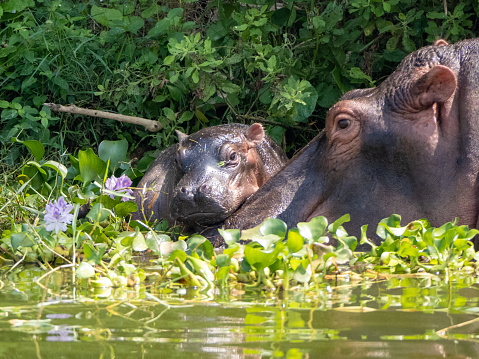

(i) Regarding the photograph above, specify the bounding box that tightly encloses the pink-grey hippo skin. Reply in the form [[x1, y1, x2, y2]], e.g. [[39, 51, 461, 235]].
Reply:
[[225, 38, 479, 249], [133, 123, 288, 245]]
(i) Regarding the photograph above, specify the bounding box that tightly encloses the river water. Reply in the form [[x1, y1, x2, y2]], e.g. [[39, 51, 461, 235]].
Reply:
[[1, 265, 479, 358]]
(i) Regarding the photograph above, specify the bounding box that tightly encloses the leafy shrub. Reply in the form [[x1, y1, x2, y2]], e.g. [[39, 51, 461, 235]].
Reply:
[[2, 0, 478, 167]]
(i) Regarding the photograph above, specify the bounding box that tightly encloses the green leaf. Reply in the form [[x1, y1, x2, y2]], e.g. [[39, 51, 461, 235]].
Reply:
[[349, 67, 374, 85], [114, 201, 138, 218], [218, 228, 240, 246], [21, 77, 37, 92], [163, 107, 176, 121], [220, 81, 241, 94], [328, 214, 350, 234], [293, 264, 311, 283], [91, 5, 123, 27], [124, 16, 144, 34], [11, 138, 45, 162], [297, 216, 328, 241], [178, 111, 194, 124], [98, 139, 128, 173], [244, 241, 285, 271], [192, 68, 199, 83], [42, 160, 68, 179], [376, 214, 402, 240], [260, 218, 287, 238], [187, 235, 214, 259], [11, 232, 36, 252], [148, 18, 170, 38], [287, 228, 304, 253], [271, 8, 291, 27], [82, 243, 107, 265], [86, 203, 111, 223], [78, 148, 107, 185], [132, 228, 148, 252], [53, 76, 69, 91], [164, 55, 175, 65], [169, 249, 187, 263], [76, 262, 95, 279], [2, 0, 34, 13], [216, 254, 231, 267], [216, 266, 231, 281]]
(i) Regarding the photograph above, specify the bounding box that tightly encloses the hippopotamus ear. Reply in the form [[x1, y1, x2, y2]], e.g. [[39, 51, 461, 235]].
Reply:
[[434, 39, 449, 47], [411, 65, 456, 109], [175, 130, 188, 143], [246, 123, 265, 148]]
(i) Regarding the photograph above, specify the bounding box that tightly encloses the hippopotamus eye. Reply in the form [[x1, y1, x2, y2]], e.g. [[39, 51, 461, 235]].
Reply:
[[337, 118, 350, 129], [229, 152, 237, 161]]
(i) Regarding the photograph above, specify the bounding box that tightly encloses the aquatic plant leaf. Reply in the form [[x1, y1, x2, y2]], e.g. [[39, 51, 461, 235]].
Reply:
[[78, 148, 107, 185], [215, 254, 231, 267], [328, 214, 350, 234], [11, 138, 44, 162], [187, 235, 213, 259], [98, 139, 129, 174], [169, 249, 187, 263], [216, 266, 230, 281], [287, 228, 304, 253], [244, 241, 285, 271], [42, 161, 68, 179], [76, 262, 95, 279], [86, 203, 111, 223], [114, 201, 138, 218], [297, 216, 328, 242], [218, 228, 240, 246], [11, 232, 36, 252], [293, 264, 311, 283], [132, 229, 148, 252], [82, 243, 106, 265], [90, 277, 113, 288], [260, 218, 287, 239]]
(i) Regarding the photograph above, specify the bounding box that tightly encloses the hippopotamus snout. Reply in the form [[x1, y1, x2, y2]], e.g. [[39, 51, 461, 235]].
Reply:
[[177, 183, 210, 203], [170, 173, 230, 225]]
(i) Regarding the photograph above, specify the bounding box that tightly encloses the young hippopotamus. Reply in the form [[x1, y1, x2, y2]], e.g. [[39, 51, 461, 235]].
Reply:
[[133, 123, 288, 237], [224, 38, 479, 249]]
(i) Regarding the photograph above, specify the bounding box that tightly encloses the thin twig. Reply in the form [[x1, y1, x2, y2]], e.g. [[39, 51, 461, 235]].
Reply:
[[436, 316, 479, 337], [35, 263, 75, 289], [8, 251, 27, 273], [43, 103, 162, 132]]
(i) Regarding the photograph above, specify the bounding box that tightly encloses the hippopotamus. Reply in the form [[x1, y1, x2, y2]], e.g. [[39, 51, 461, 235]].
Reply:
[[225, 38, 479, 249], [133, 123, 288, 239]]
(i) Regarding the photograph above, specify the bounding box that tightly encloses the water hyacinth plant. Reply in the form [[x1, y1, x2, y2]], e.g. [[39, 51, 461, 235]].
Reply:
[[44, 196, 74, 234], [104, 174, 134, 202]]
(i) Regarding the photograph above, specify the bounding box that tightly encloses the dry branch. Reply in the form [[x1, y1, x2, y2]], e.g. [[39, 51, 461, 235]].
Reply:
[[43, 103, 162, 132]]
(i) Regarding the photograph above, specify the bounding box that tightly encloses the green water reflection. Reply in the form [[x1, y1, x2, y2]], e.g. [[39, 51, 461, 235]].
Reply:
[[1, 266, 479, 358]]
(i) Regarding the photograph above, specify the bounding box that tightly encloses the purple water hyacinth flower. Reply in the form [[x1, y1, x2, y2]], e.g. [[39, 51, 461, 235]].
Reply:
[[105, 174, 133, 202], [44, 196, 74, 234]]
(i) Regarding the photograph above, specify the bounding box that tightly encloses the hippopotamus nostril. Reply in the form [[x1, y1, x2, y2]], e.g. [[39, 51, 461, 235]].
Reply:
[[179, 186, 195, 202]]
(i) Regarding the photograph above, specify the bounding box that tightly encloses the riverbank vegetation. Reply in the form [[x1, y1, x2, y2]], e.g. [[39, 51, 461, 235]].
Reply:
[[2, 0, 479, 288]]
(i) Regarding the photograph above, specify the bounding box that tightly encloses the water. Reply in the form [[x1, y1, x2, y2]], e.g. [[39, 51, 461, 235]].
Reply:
[[1, 265, 479, 358]]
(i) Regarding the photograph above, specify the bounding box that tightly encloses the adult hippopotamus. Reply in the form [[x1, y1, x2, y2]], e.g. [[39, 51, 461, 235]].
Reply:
[[133, 123, 288, 239], [225, 38, 479, 248]]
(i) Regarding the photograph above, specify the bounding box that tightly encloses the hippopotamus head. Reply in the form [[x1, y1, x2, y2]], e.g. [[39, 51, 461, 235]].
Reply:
[[170, 123, 286, 228], [226, 39, 479, 246]]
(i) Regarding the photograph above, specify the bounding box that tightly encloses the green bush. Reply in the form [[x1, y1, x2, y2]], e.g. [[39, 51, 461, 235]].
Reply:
[[1, 0, 478, 166]]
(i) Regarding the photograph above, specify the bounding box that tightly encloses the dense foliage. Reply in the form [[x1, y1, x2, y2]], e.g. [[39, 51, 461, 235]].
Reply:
[[2, 1, 479, 287], [2, 0, 478, 166]]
